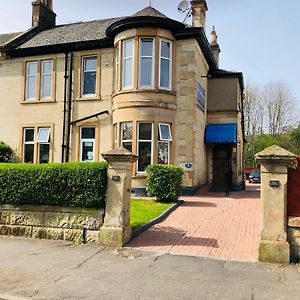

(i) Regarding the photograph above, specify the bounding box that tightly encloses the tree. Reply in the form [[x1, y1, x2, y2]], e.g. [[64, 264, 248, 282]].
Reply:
[[263, 81, 296, 136], [0, 141, 19, 163]]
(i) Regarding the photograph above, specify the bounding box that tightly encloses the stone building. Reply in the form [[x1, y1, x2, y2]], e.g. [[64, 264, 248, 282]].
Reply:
[[0, 0, 245, 194]]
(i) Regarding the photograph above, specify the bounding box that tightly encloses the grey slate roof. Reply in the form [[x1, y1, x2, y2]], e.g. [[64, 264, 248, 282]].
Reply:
[[18, 17, 124, 49], [0, 6, 172, 50], [0, 32, 23, 47]]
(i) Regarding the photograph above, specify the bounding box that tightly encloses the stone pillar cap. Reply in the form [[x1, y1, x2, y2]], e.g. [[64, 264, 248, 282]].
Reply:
[[102, 148, 138, 163], [256, 145, 296, 162]]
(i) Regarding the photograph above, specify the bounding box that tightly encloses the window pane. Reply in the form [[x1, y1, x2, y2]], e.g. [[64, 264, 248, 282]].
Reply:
[[140, 57, 153, 86], [159, 124, 172, 141], [81, 128, 95, 139], [26, 76, 37, 99], [161, 41, 170, 58], [122, 142, 132, 152], [39, 144, 50, 164], [41, 74, 52, 99], [123, 40, 133, 57], [158, 142, 169, 165], [139, 123, 152, 140], [138, 142, 152, 172], [160, 58, 170, 88], [27, 62, 37, 75], [37, 128, 50, 143], [83, 71, 96, 95], [122, 58, 133, 88], [24, 144, 34, 163], [122, 122, 133, 140], [141, 39, 153, 56], [42, 60, 52, 74], [25, 129, 34, 142], [84, 57, 97, 71], [82, 142, 94, 162]]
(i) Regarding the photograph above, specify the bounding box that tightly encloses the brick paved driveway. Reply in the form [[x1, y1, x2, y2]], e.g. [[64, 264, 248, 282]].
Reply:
[[127, 184, 261, 262]]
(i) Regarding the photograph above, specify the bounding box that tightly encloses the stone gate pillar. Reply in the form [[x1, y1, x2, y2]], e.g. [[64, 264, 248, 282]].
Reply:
[[256, 145, 295, 264], [100, 148, 138, 247]]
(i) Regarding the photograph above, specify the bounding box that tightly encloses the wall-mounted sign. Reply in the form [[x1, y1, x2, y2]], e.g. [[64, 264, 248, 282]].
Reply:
[[270, 180, 280, 188], [196, 80, 206, 112], [180, 162, 193, 171]]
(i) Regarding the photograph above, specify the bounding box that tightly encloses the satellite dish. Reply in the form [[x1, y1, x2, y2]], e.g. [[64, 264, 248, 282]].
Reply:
[[178, 0, 189, 13]]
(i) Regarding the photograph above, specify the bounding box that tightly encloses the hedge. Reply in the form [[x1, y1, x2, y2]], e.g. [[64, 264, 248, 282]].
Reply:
[[0, 162, 108, 208], [146, 164, 184, 202], [0, 141, 18, 163]]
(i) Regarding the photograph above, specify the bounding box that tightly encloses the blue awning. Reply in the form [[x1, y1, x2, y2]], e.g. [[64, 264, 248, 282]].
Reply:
[[205, 123, 237, 144]]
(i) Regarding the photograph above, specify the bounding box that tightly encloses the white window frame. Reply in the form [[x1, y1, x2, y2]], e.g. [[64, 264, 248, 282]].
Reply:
[[81, 56, 97, 97], [40, 60, 53, 100], [158, 123, 172, 142], [139, 37, 155, 89], [137, 122, 153, 173], [159, 39, 172, 90], [80, 127, 96, 162], [25, 61, 38, 100], [120, 122, 133, 151], [23, 128, 35, 162], [37, 127, 51, 164], [115, 46, 119, 92], [122, 39, 134, 90]]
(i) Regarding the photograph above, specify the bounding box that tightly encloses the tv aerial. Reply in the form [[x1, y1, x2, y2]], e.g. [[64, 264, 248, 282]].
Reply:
[[177, 0, 192, 23]]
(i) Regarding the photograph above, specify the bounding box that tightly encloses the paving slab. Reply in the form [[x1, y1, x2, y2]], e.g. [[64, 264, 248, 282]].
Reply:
[[128, 184, 261, 261]]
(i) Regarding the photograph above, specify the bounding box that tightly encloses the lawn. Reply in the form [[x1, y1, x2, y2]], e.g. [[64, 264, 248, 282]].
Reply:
[[130, 199, 174, 230]]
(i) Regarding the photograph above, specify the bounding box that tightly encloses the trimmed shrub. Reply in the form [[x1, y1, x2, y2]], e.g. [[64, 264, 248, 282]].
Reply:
[[146, 164, 184, 202], [0, 162, 107, 208], [0, 141, 18, 163]]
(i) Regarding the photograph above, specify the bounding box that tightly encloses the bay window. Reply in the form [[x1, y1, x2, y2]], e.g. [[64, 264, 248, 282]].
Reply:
[[139, 38, 154, 88], [82, 57, 97, 96], [159, 40, 172, 90], [80, 127, 96, 162], [115, 47, 119, 91], [121, 122, 133, 152], [158, 123, 172, 165], [122, 39, 134, 89], [137, 123, 153, 172]]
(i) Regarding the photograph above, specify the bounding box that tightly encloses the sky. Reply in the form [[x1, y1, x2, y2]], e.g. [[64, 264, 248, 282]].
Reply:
[[0, 0, 300, 112]]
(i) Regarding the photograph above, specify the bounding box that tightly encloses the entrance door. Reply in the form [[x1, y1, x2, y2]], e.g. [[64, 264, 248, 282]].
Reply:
[[212, 145, 232, 186]]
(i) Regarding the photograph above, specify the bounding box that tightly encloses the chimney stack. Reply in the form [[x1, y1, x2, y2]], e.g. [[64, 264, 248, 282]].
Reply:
[[32, 0, 56, 28], [190, 0, 208, 30], [210, 26, 221, 67]]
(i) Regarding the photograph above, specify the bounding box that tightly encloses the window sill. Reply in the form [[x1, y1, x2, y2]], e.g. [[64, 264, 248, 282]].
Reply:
[[113, 88, 176, 97], [21, 99, 56, 104], [76, 96, 102, 101]]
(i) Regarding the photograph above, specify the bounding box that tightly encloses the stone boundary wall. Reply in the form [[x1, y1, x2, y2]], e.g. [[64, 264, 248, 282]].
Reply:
[[0, 205, 104, 244], [288, 217, 300, 262]]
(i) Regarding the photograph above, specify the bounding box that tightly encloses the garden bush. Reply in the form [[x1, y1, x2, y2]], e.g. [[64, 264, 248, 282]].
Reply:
[[0, 141, 18, 163], [0, 162, 107, 208], [146, 164, 184, 202]]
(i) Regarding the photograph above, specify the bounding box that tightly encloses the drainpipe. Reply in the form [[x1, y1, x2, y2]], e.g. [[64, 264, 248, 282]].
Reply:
[[65, 52, 74, 163], [61, 52, 69, 163]]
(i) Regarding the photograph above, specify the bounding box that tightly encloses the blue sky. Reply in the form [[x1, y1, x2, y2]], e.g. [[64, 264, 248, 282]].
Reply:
[[1, 0, 299, 109]]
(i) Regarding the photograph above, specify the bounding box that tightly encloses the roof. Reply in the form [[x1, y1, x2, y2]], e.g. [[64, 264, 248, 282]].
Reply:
[[0, 32, 23, 47], [133, 6, 168, 18], [205, 123, 237, 144], [18, 17, 123, 49]]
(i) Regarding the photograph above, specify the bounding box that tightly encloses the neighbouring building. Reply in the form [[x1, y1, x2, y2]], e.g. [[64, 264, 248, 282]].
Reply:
[[0, 0, 245, 194]]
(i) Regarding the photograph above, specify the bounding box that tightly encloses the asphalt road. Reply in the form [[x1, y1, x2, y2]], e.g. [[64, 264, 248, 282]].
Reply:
[[0, 237, 299, 300]]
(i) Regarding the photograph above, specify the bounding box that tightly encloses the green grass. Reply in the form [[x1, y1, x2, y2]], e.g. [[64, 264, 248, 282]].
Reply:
[[130, 198, 174, 230]]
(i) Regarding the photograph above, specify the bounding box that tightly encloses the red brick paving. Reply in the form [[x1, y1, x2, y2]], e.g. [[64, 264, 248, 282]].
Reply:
[[127, 184, 261, 262]]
